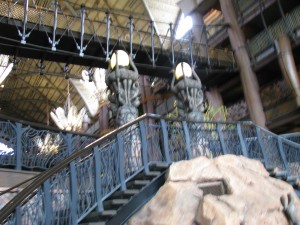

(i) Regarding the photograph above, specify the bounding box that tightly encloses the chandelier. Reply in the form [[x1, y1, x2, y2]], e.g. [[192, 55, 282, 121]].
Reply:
[[50, 80, 86, 132], [71, 68, 108, 117]]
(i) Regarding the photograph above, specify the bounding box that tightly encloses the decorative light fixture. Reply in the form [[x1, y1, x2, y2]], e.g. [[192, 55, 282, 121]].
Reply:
[[175, 62, 192, 79], [71, 67, 108, 117], [110, 50, 130, 69], [50, 80, 86, 132], [106, 50, 141, 126], [35, 133, 63, 155], [0, 55, 13, 85], [171, 62, 204, 121]]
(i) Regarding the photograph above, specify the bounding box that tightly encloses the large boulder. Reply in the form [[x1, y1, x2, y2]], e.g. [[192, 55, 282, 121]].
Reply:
[[126, 155, 300, 225]]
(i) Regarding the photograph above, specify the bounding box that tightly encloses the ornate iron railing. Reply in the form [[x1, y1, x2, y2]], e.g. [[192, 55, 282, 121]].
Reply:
[[0, 114, 299, 224], [0, 117, 98, 170], [281, 133, 300, 145], [247, 4, 300, 61], [0, 0, 235, 69]]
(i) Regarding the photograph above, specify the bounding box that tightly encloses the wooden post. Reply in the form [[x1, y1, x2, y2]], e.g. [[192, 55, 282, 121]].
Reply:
[[276, 34, 300, 105], [220, 0, 266, 128], [206, 87, 225, 121]]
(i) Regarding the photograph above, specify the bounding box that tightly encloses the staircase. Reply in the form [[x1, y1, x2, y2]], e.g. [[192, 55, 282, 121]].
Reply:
[[0, 114, 299, 225], [80, 162, 168, 225]]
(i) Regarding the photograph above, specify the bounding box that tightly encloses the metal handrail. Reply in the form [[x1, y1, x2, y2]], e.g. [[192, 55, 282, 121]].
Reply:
[[0, 113, 299, 224], [0, 113, 150, 222]]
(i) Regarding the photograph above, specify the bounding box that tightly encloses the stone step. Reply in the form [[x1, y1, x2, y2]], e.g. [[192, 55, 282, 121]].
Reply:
[[83, 210, 117, 222], [109, 189, 139, 199], [80, 222, 106, 225], [149, 162, 170, 171], [134, 171, 161, 180], [127, 180, 151, 189], [103, 199, 128, 209]]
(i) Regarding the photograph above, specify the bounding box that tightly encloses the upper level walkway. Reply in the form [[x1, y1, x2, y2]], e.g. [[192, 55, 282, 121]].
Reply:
[[0, 0, 298, 80]]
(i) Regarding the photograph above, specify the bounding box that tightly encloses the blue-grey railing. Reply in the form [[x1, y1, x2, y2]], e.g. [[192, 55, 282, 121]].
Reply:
[[281, 133, 300, 145], [0, 118, 98, 170], [0, 114, 299, 224]]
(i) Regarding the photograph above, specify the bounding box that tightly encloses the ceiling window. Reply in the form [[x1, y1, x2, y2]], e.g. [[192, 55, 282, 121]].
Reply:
[[175, 14, 193, 39], [0, 55, 13, 85]]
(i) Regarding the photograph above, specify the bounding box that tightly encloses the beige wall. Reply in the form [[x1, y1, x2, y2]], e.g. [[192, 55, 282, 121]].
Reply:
[[0, 169, 39, 188]]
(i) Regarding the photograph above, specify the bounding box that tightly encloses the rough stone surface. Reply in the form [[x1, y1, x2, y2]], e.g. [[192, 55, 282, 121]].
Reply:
[[126, 155, 300, 225]]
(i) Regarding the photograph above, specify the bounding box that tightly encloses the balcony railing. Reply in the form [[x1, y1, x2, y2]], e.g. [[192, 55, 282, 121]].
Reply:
[[0, 0, 235, 69], [247, 5, 300, 61], [0, 118, 98, 170]]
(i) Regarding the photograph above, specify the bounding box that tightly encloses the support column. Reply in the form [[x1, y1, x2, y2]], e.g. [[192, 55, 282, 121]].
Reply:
[[206, 87, 223, 108], [140, 76, 154, 114], [219, 0, 266, 127], [275, 34, 300, 105], [206, 87, 225, 121], [99, 104, 109, 135]]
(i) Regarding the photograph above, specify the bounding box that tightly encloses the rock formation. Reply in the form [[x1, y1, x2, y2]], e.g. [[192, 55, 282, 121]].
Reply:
[[126, 155, 300, 225]]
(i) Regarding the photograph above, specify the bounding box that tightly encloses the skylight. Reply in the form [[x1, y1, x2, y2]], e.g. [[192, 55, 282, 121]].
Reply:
[[175, 14, 193, 39], [0, 55, 13, 85]]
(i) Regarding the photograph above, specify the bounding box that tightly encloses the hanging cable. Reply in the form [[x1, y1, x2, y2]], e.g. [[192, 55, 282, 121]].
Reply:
[[37, 59, 46, 75], [66, 79, 71, 111], [259, 0, 274, 44], [64, 63, 70, 79], [88, 67, 93, 82]]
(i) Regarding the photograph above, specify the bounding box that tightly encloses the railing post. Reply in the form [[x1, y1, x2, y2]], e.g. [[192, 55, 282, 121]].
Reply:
[[150, 20, 155, 67], [169, 23, 175, 66], [94, 147, 104, 212], [255, 127, 270, 169], [217, 123, 228, 155], [15, 123, 22, 170], [66, 133, 78, 224], [105, 12, 110, 62], [43, 179, 52, 225], [50, 0, 58, 51], [129, 16, 133, 59], [15, 206, 21, 225], [277, 137, 290, 174], [182, 121, 192, 159], [160, 119, 171, 164], [64, 133, 74, 156], [237, 123, 248, 157], [117, 133, 126, 191], [139, 121, 150, 173], [20, 0, 28, 44], [78, 4, 85, 57]]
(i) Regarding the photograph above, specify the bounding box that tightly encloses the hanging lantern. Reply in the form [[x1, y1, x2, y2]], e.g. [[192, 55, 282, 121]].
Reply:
[[50, 80, 86, 132]]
